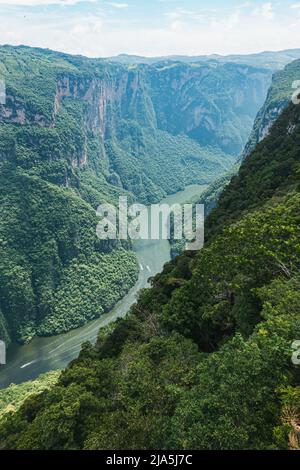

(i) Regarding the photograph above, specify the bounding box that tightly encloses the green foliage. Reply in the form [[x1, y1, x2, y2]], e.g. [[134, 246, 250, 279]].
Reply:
[[274, 386, 300, 450], [1, 101, 300, 450], [206, 102, 300, 239], [0, 371, 60, 420], [2, 45, 261, 343], [243, 58, 300, 157], [148, 61, 271, 155], [106, 127, 235, 204], [169, 166, 238, 258], [38, 249, 138, 335], [0, 164, 139, 343], [2, 46, 300, 451], [197, 164, 239, 215]]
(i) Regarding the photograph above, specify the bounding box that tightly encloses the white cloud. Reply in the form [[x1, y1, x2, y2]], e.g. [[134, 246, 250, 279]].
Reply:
[[0, 0, 94, 5], [165, 8, 193, 20], [0, 0, 299, 57], [252, 2, 274, 20], [107, 2, 128, 8]]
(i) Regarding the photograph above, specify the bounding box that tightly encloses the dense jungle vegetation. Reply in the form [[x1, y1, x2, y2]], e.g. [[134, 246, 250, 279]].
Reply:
[[0, 371, 60, 420], [1, 45, 271, 344], [1, 98, 300, 450]]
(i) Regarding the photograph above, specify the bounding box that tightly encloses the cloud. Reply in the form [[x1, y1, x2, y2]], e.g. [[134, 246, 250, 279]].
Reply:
[[107, 2, 128, 8], [0, 0, 94, 5], [0, 0, 299, 58], [252, 2, 274, 20], [165, 7, 194, 21]]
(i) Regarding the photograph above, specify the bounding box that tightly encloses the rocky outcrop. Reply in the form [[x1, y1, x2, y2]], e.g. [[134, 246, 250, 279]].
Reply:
[[0, 95, 26, 125], [148, 63, 272, 155], [53, 68, 156, 139], [242, 59, 300, 159], [0, 46, 280, 194], [0, 49, 273, 171], [242, 97, 288, 159], [51, 62, 272, 157]]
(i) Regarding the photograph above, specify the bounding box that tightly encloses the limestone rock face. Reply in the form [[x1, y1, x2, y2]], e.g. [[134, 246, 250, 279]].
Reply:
[[242, 59, 300, 159]]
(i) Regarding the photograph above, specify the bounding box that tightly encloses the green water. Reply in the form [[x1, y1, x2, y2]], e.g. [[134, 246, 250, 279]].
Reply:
[[0, 185, 205, 388]]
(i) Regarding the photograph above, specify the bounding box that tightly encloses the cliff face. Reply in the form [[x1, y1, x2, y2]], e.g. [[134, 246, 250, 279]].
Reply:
[[54, 68, 156, 138], [0, 48, 142, 344], [0, 45, 278, 344], [2, 96, 300, 451], [48, 61, 272, 159], [242, 59, 300, 159], [0, 46, 272, 194], [148, 63, 271, 155]]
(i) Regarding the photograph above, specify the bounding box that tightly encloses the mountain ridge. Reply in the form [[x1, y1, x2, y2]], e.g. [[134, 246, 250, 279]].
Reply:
[[0, 45, 273, 344], [1, 82, 300, 450], [105, 48, 300, 70]]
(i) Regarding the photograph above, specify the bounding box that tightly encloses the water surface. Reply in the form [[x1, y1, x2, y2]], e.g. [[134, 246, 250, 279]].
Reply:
[[0, 184, 205, 388]]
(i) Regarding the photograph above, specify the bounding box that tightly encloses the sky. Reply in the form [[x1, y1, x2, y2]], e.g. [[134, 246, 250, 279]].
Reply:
[[0, 0, 300, 58]]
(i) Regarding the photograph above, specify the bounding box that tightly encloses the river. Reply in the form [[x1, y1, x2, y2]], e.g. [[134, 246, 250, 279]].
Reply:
[[0, 184, 205, 388]]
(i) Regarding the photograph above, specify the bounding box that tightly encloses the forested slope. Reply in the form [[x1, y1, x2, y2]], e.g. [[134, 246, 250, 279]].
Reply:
[[243, 59, 300, 158], [206, 101, 300, 239], [0, 371, 60, 420], [1, 100, 300, 450], [0, 45, 272, 344]]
